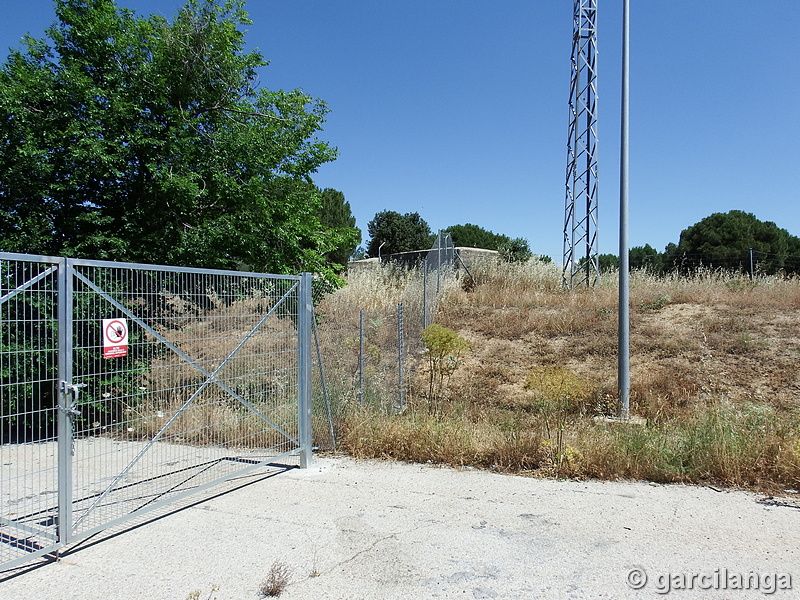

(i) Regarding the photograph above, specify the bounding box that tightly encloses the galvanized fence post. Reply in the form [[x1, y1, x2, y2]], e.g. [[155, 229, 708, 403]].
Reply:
[[358, 309, 365, 405], [298, 272, 313, 468], [437, 232, 442, 294], [423, 260, 428, 329], [56, 257, 74, 545], [397, 302, 405, 410]]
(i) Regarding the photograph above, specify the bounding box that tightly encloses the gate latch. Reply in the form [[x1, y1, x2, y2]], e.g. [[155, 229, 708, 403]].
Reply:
[[58, 381, 87, 418]]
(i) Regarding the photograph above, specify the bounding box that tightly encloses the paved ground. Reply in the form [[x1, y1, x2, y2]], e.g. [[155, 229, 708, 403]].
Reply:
[[1, 456, 798, 599]]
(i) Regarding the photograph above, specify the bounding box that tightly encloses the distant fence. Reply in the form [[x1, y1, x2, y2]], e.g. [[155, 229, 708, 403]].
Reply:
[[423, 231, 457, 327], [663, 249, 800, 278], [0, 253, 316, 571], [317, 232, 465, 414], [315, 303, 418, 419]]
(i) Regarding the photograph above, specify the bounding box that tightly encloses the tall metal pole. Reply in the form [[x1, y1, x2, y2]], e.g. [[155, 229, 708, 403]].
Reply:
[[618, 0, 630, 419]]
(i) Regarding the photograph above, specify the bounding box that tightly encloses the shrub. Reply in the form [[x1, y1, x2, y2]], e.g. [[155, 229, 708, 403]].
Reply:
[[421, 324, 470, 411]]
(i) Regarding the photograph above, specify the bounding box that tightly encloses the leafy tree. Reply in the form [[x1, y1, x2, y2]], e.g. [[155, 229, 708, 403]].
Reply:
[[446, 223, 532, 262], [629, 244, 663, 272], [366, 210, 433, 256], [581, 248, 665, 273], [498, 237, 532, 263], [664, 210, 798, 274], [786, 236, 800, 274], [316, 188, 360, 270], [0, 0, 342, 279], [598, 253, 619, 272], [446, 223, 505, 249]]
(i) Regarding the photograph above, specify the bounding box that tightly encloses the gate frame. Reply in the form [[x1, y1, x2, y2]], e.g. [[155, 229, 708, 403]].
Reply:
[[0, 253, 314, 570]]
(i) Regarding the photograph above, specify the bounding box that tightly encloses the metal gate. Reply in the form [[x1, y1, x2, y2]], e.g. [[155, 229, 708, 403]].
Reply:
[[0, 254, 312, 571]]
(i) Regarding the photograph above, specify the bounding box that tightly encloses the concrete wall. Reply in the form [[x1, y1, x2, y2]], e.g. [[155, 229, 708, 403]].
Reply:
[[347, 247, 500, 273]]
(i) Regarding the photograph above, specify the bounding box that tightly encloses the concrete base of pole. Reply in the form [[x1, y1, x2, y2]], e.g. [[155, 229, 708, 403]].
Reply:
[[593, 415, 647, 426]]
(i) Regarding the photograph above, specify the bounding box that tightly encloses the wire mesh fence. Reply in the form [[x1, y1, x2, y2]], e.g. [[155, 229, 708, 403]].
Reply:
[[423, 232, 456, 328], [0, 254, 313, 571], [315, 302, 422, 422], [314, 234, 461, 421], [0, 256, 61, 565]]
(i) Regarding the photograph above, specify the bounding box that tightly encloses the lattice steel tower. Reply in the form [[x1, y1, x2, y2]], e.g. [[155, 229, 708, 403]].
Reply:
[[563, 0, 599, 288]]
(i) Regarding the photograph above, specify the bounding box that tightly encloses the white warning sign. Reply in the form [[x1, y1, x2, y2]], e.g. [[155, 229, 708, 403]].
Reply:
[[102, 318, 128, 359]]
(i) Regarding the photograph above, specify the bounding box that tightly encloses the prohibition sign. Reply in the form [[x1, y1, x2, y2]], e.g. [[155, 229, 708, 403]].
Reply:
[[105, 320, 127, 343], [102, 318, 128, 358]]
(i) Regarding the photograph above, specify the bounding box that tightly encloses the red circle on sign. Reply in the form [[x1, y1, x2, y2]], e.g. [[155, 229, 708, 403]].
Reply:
[[106, 320, 127, 343]]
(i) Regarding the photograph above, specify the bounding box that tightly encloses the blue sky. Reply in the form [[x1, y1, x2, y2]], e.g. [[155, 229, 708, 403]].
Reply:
[[2, 1, 799, 261]]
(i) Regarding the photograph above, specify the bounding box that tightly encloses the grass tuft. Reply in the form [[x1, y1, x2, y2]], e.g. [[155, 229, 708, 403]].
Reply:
[[259, 561, 292, 598]]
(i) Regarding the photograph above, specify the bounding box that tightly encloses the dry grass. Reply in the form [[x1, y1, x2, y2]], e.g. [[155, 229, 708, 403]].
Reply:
[[317, 260, 800, 491], [259, 561, 292, 597]]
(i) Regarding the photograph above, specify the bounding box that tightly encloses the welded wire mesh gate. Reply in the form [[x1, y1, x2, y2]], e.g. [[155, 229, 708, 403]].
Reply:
[[0, 254, 312, 571]]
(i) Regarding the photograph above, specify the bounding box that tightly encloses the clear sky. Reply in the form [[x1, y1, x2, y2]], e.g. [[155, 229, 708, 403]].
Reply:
[[2, 1, 799, 262]]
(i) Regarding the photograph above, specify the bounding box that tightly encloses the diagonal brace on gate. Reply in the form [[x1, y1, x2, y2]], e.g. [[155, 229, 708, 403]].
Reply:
[[71, 270, 301, 529], [0, 264, 59, 306], [74, 270, 299, 440]]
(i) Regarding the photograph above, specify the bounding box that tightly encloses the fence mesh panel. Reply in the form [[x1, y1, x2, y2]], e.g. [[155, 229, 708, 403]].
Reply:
[[425, 231, 455, 272], [0, 257, 61, 567], [315, 303, 421, 417], [1, 255, 311, 570], [68, 263, 302, 537]]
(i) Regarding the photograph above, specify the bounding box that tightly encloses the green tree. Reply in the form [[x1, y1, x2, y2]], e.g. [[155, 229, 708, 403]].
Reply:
[[445, 223, 532, 262], [446, 223, 505, 249], [665, 210, 798, 274], [498, 237, 533, 263], [316, 188, 360, 270], [582, 248, 664, 273], [629, 244, 664, 272], [598, 253, 619, 272], [366, 210, 433, 256], [786, 236, 800, 274], [0, 0, 341, 279]]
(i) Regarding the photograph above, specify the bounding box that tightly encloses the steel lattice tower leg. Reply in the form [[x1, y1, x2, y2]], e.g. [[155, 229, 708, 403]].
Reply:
[[563, 0, 599, 288]]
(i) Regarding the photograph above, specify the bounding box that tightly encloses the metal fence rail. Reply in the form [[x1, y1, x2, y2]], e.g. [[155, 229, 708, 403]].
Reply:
[[0, 254, 313, 571]]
